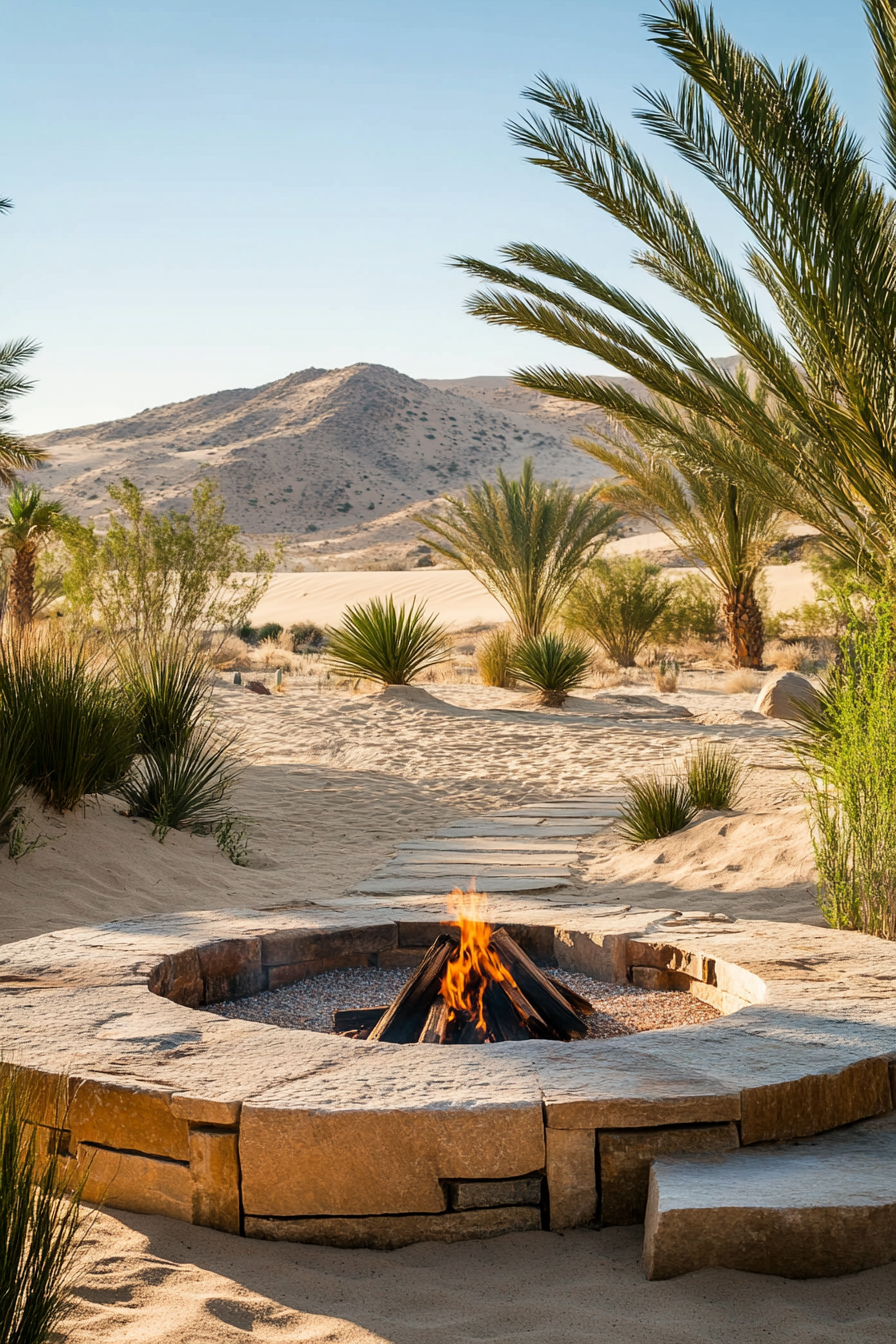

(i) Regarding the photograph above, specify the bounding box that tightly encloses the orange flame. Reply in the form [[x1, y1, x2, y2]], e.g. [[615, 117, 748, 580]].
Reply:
[[440, 884, 516, 1038]]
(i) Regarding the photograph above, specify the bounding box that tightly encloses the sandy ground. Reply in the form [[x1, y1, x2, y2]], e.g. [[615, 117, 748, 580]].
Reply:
[[5, 666, 882, 1342]]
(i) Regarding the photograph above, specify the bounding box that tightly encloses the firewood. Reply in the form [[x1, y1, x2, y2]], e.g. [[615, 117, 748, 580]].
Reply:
[[334, 1007, 387, 1034], [368, 934, 454, 1043], [489, 928, 588, 1039], [481, 978, 536, 1041], [546, 976, 594, 1016], [419, 997, 451, 1043]]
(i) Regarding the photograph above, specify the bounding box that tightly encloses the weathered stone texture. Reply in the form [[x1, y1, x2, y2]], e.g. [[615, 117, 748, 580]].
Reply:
[[68, 1079, 189, 1161], [546, 1127, 596, 1229], [447, 1175, 542, 1210], [78, 1145, 192, 1221], [245, 1205, 541, 1249], [754, 670, 821, 721], [190, 1127, 241, 1232], [599, 1122, 739, 1225]]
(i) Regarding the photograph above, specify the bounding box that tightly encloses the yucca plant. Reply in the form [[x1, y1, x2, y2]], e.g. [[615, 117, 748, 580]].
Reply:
[[509, 631, 590, 706], [117, 638, 211, 753], [416, 459, 618, 637], [0, 1067, 86, 1344], [618, 775, 698, 844], [0, 637, 136, 811], [564, 558, 675, 666], [685, 742, 743, 811], [454, 1, 896, 586], [119, 720, 243, 841], [325, 597, 451, 685], [475, 625, 518, 688]]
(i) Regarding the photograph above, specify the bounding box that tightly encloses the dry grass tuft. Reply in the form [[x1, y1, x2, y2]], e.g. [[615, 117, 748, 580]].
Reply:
[[723, 668, 764, 694], [207, 635, 249, 670], [653, 658, 680, 692], [765, 639, 820, 672]]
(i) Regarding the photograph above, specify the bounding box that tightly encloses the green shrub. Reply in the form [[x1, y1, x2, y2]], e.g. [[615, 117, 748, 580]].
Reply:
[[653, 657, 679, 692], [793, 595, 896, 937], [119, 720, 243, 842], [476, 626, 518, 688], [0, 1066, 86, 1344], [117, 639, 210, 754], [656, 573, 721, 643], [289, 622, 326, 651], [509, 632, 590, 706], [0, 639, 136, 812], [325, 597, 452, 685], [685, 743, 743, 810], [618, 775, 699, 844], [257, 622, 283, 643], [564, 558, 675, 666], [0, 707, 27, 841], [238, 623, 258, 645]]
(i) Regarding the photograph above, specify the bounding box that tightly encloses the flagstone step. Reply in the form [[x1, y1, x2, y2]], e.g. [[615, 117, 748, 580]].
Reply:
[[355, 876, 573, 894], [396, 839, 578, 854], [643, 1131, 896, 1280]]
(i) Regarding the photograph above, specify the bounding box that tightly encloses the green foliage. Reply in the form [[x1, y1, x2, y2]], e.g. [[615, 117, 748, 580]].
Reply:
[[416, 458, 618, 637], [119, 720, 242, 842], [0, 721, 26, 841], [257, 622, 282, 642], [325, 597, 452, 685], [0, 486, 68, 628], [684, 743, 743, 811], [117, 639, 211, 754], [793, 595, 896, 937], [0, 637, 136, 812], [475, 625, 518, 688], [508, 631, 590, 706], [618, 775, 699, 844], [213, 815, 250, 866], [453, 3, 896, 584], [62, 479, 278, 639], [653, 657, 679, 692], [0, 202, 45, 484], [0, 1066, 85, 1344], [289, 622, 326, 651], [564, 558, 675, 666], [655, 573, 721, 643]]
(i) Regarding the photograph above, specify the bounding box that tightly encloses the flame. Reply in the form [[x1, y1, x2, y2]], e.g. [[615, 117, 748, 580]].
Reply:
[[440, 884, 517, 1038]]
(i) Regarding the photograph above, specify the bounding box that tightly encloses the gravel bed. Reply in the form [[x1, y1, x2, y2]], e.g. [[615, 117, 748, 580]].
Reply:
[[204, 965, 719, 1038]]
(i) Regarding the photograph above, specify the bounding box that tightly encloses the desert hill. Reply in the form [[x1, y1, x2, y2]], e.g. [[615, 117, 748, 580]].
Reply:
[[24, 363, 617, 537]]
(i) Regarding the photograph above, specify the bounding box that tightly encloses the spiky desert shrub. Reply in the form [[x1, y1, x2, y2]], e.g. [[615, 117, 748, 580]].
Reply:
[[325, 597, 451, 686], [118, 638, 210, 754], [0, 1066, 86, 1344], [0, 637, 135, 811], [476, 626, 518, 688], [119, 720, 243, 841], [618, 776, 698, 844], [685, 743, 743, 811], [564, 558, 675, 667], [509, 632, 590, 707]]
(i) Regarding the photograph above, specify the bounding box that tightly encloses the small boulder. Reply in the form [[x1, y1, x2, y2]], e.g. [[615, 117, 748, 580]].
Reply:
[[246, 680, 272, 696], [754, 670, 820, 721]]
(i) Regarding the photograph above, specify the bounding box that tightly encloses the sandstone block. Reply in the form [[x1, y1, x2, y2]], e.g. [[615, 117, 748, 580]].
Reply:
[[599, 1122, 739, 1225], [171, 1094, 241, 1126], [259, 924, 395, 969], [147, 950, 203, 1007], [78, 1144, 192, 1221], [245, 1205, 541, 1249], [754, 670, 820, 721], [447, 1175, 543, 1210], [68, 1079, 189, 1161], [643, 1133, 896, 1279], [377, 948, 426, 969], [190, 1127, 241, 1232], [554, 928, 624, 983], [546, 1128, 596, 1229], [197, 938, 264, 1003], [740, 1054, 891, 1144]]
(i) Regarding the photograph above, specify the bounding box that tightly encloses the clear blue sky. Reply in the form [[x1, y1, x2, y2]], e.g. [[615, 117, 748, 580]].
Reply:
[[5, 0, 876, 432]]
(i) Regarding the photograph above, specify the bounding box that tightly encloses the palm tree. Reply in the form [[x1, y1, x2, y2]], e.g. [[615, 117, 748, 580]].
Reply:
[[0, 484, 66, 629], [582, 377, 786, 666], [0, 201, 45, 484], [452, 1, 896, 584], [416, 457, 618, 637]]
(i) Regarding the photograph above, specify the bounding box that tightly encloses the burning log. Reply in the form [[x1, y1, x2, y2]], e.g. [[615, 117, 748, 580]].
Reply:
[[368, 934, 457, 1043]]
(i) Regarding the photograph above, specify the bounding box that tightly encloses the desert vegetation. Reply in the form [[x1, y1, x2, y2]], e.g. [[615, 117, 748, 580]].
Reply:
[[564, 558, 675, 667], [619, 743, 742, 843], [325, 597, 452, 686], [508, 631, 590, 706]]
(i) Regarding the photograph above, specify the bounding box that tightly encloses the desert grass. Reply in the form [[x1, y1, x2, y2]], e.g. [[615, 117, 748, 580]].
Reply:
[[653, 658, 679, 692], [617, 775, 698, 844], [509, 632, 591, 707], [723, 668, 764, 694], [325, 597, 452, 686], [684, 743, 743, 811], [475, 626, 518, 688]]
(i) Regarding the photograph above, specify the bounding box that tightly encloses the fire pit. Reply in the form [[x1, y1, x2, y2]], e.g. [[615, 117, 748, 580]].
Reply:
[[347, 889, 591, 1044]]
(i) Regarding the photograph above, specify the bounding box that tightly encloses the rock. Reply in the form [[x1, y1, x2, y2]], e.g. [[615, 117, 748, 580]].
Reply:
[[545, 1127, 597, 1229], [447, 1175, 542, 1210], [599, 1122, 740, 1224], [245, 1205, 541, 1249], [232, 671, 241, 686], [643, 1132, 896, 1279], [78, 1144, 192, 1221], [246, 680, 271, 696], [754, 670, 820, 720], [189, 1127, 241, 1233]]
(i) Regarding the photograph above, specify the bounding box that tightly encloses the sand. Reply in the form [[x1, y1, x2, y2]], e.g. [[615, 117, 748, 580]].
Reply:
[[6, 659, 888, 1342]]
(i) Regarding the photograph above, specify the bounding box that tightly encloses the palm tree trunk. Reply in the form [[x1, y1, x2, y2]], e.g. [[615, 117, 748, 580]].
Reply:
[[6, 544, 36, 629], [723, 584, 764, 668]]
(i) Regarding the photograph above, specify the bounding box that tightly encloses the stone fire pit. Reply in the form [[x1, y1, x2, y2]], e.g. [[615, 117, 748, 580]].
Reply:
[[2, 901, 895, 1254]]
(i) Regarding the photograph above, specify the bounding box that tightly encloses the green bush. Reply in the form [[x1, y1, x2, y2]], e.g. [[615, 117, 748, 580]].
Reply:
[[656, 573, 721, 643], [256, 622, 283, 643], [564, 558, 675, 666], [118, 639, 210, 754], [0, 639, 136, 812], [0, 1067, 86, 1344], [618, 776, 699, 844], [476, 626, 518, 688], [289, 622, 326, 651], [325, 597, 452, 685], [685, 743, 743, 810], [793, 596, 896, 937], [509, 632, 590, 706], [119, 720, 243, 842]]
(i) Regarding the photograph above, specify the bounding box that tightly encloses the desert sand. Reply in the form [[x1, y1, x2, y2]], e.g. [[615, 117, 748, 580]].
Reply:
[[7, 639, 892, 1343]]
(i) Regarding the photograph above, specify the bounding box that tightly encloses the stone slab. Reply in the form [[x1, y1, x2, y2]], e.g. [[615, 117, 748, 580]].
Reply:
[[546, 1127, 597, 1229], [356, 878, 572, 894], [447, 1175, 543, 1210], [78, 1144, 192, 1222], [599, 1122, 740, 1225], [68, 1079, 189, 1161], [378, 863, 572, 876], [433, 824, 607, 838], [643, 1132, 896, 1279], [245, 1205, 542, 1249], [190, 1128, 241, 1233], [397, 839, 578, 853]]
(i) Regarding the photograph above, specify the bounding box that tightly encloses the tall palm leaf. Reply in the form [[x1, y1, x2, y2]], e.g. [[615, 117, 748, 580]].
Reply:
[[0, 485, 67, 628], [0, 201, 45, 484], [452, 1, 896, 582], [416, 457, 618, 637], [582, 373, 786, 665]]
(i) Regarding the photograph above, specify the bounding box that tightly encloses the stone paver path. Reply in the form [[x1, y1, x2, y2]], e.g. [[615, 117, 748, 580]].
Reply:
[[354, 794, 625, 895]]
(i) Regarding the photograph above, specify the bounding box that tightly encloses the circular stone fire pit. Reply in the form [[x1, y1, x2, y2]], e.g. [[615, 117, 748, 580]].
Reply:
[[1, 902, 895, 1249]]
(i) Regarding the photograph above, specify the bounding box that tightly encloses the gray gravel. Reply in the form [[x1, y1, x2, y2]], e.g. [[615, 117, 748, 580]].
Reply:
[[205, 965, 719, 1039]]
